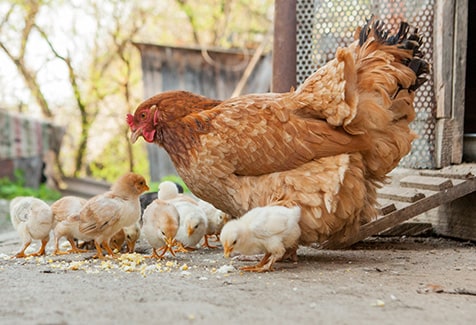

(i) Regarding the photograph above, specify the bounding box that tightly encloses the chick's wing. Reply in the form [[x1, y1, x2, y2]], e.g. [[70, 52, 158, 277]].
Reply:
[[79, 193, 122, 235], [247, 209, 290, 239]]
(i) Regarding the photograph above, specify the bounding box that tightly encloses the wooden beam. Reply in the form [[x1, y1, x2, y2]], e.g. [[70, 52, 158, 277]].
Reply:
[[320, 178, 476, 249], [272, 0, 297, 93], [434, 0, 455, 119], [451, 0, 468, 164]]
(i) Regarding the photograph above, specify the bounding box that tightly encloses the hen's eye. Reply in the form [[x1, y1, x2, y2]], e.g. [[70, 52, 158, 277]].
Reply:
[[140, 112, 147, 119]]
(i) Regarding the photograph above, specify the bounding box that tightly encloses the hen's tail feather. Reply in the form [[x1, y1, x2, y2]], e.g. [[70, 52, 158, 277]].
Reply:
[[360, 16, 430, 91], [347, 17, 431, 180]]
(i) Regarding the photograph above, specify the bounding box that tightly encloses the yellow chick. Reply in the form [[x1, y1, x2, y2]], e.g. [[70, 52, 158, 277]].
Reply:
[[142, 199, 180, 258], [51, 196, 90, 255], [220, 205, 301, 272], [78, 172, 149, 259], [9, 196, 54, 258]]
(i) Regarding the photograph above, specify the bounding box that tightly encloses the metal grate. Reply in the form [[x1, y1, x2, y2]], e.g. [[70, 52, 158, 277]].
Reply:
[[296, 0, 436, 168]]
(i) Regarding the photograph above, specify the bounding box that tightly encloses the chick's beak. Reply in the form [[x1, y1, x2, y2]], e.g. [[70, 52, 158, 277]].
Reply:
[[187, 226, 194, 237], [223, 243, 233, 258]]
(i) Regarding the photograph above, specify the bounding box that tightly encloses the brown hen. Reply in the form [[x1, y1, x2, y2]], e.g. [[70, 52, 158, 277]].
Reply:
[[127, 18, 429, 248]]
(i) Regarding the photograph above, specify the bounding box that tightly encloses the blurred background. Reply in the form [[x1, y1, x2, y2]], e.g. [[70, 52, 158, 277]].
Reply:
[[0, 0, 274, 193]]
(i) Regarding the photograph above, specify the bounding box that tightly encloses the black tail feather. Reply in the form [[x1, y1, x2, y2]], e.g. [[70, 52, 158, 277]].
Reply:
[[359, 16, 429, 91]]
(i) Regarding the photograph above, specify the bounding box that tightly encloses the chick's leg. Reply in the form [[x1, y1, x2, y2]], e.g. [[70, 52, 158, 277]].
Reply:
[[240, 253, 274, 272], [14, 240, 32, 258], [67, 238, 88, 254], [202, 235, 218, 249], [53, 236, 66, 255], [175, 241, 194, 253], [30, 237, 49, 256], [92, 241, 105, 259], [146, 248, 162, 259], [158, 244, 176, 257], [102, 240, 116, 258]]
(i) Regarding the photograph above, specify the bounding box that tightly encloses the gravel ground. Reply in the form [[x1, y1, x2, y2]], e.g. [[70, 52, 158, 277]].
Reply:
[[1, 199, 475, 324]]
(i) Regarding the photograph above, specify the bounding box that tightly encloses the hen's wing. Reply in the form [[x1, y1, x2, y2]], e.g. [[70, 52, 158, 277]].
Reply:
[[79, 193, 122, 235], [188, 93, 370, 178]]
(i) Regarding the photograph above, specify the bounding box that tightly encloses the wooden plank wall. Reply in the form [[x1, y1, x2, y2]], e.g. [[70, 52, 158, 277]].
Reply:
[[434, 0, 468, 167]]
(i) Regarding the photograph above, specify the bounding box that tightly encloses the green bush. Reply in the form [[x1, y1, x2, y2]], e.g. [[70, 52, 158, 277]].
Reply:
[[0, 169, 62, 201]]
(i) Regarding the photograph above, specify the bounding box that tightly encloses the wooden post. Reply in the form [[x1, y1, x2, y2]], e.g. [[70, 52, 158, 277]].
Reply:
[[272, 0, 297, 93]]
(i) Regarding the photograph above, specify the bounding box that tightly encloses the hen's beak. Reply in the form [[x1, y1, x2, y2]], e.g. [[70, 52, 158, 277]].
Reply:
[[223, 243, 233, 258], [130, 128, 142, 144]]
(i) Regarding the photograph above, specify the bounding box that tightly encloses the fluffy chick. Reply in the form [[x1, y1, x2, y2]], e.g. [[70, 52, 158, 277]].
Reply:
[[9, 196, 54, 258], [139, 182, 183, 217], [51, 196, 90, 255], [172, 198, 208, 252], [158, 180, 195, 203], [156, 180, 207, 251], [142, 199, 180, 258], [220, 205, 301, 272], [197, 199, 230, 248], [78, 172, 149, 259]]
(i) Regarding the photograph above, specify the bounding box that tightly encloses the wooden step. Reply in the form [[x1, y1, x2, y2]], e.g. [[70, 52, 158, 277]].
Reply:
[[379, 222, 433, 237], [377, 187, 425, 203], [399, 175, 453, 191], [320, 177, 476, 249], [376, 201, 397, 215]]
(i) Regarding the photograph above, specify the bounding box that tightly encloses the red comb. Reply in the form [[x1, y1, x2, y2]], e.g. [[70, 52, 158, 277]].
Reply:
[[126, 114, 134, 127]]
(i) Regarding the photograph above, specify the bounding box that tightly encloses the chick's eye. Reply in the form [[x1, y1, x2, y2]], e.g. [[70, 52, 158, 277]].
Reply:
[[161, 231, 165, 236], [232, 239, 237, 245], [194, 225, 199, 229]]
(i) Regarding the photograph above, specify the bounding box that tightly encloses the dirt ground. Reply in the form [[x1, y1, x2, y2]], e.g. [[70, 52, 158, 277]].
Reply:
[[0, 215, 475, 325]]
